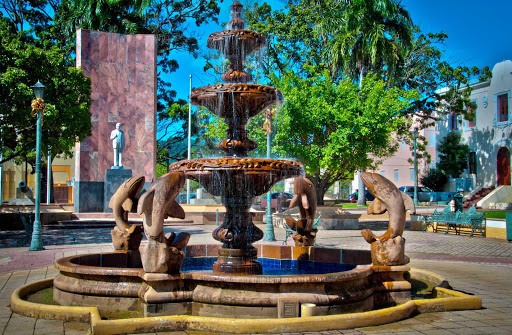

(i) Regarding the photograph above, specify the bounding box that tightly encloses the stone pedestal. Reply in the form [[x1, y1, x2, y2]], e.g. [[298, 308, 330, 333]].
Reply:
[[104, 169, 132, 213]]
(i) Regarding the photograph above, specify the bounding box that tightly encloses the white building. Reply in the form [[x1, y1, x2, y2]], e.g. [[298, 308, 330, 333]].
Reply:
[[436, 60, 512, 189]]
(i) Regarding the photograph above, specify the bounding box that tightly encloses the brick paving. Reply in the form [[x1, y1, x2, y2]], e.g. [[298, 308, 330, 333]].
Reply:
[[0, 223, 511, 334]]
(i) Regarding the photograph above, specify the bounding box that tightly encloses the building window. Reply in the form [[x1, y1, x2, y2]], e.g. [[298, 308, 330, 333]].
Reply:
[[394, 169, 399, 182], [429, 133, 435, 147], [498, 93, 509, 122], [410, 168, 414, 181], [467, 104, 476, 128], [450, 111, 458, 131], [469, 152, 477, 175]]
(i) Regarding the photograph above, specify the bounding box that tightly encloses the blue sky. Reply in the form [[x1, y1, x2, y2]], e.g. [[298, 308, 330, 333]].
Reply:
[[168, 0, 512, 102]]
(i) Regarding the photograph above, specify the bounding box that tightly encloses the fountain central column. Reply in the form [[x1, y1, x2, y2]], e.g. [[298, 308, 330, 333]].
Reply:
[[212, 196, 263, 274]]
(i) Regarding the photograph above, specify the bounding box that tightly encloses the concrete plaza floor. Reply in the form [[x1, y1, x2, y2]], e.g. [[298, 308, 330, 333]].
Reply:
[[0, 224, 511, 334]]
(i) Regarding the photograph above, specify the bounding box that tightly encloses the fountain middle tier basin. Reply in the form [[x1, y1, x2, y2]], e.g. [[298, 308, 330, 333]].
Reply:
[[169, 158, 304, 198], [52, 244, 412, 319], [191, 84, 284, 121]]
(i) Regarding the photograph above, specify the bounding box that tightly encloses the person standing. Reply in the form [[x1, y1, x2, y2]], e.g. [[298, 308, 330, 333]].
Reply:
[[110, 123, 125, 168]]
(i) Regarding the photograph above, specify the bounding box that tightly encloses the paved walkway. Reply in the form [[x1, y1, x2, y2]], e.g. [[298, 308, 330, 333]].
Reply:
[[0, 224, 511, 334]]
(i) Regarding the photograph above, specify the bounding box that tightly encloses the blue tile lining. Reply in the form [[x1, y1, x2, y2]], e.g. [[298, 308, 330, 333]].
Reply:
[[181, 257, 356, 275]]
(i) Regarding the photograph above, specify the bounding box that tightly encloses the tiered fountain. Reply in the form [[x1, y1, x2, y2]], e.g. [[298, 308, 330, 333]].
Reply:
[[169, 1, 303, 275], [10, 2, 483, 333]]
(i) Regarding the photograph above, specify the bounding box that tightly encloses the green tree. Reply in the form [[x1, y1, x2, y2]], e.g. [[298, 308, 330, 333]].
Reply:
[[1, 0, 223, 168], [398, 30, 491, 125], [271, 69, 416, 204], [437, 132, 470, 178], [420, 167, 448, 191], [0, 18, 92, 165], [317, 0, 413, 82]]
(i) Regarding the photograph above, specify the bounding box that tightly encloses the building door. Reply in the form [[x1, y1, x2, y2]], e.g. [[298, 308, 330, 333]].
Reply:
[[497, 147, 511, 185]]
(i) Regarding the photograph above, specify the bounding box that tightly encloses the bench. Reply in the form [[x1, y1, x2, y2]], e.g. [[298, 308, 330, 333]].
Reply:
[[423, 205, 486, 237]]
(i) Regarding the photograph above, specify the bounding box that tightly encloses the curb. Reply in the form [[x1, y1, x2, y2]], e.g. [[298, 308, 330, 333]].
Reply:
[[11, 269, 482, 334]]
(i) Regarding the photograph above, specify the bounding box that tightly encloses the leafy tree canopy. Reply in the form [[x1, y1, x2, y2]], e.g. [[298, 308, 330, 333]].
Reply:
[[271, 68, 417, 203], [244, 0, 491, 124], [0, 17, 92, 164], [437, 132, 470, 178], [1, 0, 222, 167]]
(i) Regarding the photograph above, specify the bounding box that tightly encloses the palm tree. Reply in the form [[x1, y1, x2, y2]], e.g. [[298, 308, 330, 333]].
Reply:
[[317, 0, 414, 83], [315, 0, 413, 206]]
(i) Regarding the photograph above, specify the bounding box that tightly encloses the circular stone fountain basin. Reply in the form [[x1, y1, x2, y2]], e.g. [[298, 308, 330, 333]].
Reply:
[[52, 244, 412, 319]]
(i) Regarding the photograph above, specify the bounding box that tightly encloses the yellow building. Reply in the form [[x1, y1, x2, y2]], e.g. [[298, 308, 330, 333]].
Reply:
[[1, 156, 74, 204]]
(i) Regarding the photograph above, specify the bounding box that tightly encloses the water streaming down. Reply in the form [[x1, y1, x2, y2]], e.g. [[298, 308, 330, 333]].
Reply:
[[169, 1, 304, 274]]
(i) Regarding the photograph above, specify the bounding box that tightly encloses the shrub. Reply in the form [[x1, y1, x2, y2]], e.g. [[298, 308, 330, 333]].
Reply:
[[420, 167, 448, 191]]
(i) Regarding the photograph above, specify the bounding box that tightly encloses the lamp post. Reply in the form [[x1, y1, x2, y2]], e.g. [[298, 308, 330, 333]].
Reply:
[[47, 149, 51, 205], [187, 74, 192, 205], [411, 129, 419, 207], [29, 80, 46, 251], [263, 108, 276, 241]]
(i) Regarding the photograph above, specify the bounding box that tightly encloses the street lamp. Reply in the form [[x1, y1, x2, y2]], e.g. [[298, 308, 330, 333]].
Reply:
[[29, 80, 46, 251], [263, 107, 276, 241], [411, 129, 419, 207], [186, 74, 192, 205]]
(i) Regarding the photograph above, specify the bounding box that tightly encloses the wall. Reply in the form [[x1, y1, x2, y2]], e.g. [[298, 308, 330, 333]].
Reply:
[[74, 29, 157, 212], [436, 60, 512, 189]]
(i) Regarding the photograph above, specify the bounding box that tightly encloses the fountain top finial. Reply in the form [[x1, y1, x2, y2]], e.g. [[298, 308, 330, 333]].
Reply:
[[227, 1, 245, 30]]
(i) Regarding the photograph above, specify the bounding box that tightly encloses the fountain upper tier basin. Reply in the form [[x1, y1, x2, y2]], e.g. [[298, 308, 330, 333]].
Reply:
[[191, 83, 283, 122], [169, 158, 304, 198], [207, 29, 266, 58]]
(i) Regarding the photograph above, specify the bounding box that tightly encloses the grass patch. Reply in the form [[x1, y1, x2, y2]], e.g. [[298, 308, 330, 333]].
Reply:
[[479, 211, 507, 219], [25, 287, 59, 305], [103, 309, 143, 320], [337, 203, 369, 208]]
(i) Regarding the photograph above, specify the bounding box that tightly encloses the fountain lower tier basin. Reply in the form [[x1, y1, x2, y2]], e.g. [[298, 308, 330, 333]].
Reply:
[[52, 244, 414, 319], [169, 158, 304, 198]]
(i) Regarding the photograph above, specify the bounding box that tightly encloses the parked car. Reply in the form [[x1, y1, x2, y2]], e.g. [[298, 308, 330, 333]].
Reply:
[[398, 186, 432, 202], [260, 192, 294, 210], [176, 193, 196, 204], [348, 190, 375, 202]]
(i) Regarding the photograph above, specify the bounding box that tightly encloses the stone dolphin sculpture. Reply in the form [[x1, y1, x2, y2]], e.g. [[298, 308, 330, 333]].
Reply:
[[289, 176, 317, 231], [286, 176, 318, 246], [136, 171, 190, 273], [137, 171, 189, 247], [109, 176, 145, 231], [360, 172, 415, 244]]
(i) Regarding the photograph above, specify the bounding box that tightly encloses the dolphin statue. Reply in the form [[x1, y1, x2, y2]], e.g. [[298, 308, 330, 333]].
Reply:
[[288, 176, 317, 232], [109, 176, 145, 231], [360, 172, 415, 244], [137, 171, 189, 247], [284, 177, 318, 246]]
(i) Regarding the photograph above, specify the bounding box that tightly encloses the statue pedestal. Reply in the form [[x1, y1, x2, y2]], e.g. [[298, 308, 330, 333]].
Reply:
[[104, 169, 132, 213]]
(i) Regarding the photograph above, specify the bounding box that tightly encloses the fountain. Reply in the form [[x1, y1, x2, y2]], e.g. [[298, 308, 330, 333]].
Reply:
[[168, 1, 304, 274], [10, 2, 482, 333]]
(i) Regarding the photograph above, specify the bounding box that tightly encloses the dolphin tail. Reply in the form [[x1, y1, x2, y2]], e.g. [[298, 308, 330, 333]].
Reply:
[[301, 193, 309, 209], [289, 194, 300, 208], [169, 232, 191, 250], [137, 189, 155, 216], [361, 228, 393, 244], [167, 201, 185, 220], [400, 191, 416, 214], [368, 198, 387, 215]]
